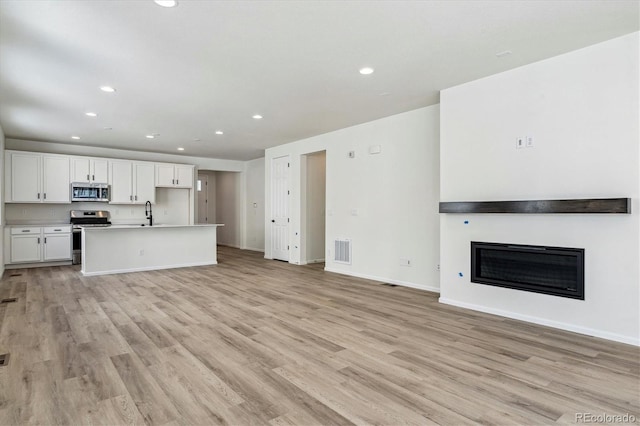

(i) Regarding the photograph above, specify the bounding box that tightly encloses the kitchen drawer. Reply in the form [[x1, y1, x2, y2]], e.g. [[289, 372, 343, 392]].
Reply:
[[43, 225, 71, 234], [11, 227, 41, 235]]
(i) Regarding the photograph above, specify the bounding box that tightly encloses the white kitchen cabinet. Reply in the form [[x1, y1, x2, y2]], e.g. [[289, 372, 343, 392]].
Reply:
[[109, 160, 155, 204], [10, 235, 42, 263], [7, 226, 71, 264], [5, 151, 70, 203], [43, 156, 72, 202], [134, 162, 156, 203], [71, 157, 109, 183], [155, 163, 193, 188], [43, 233, 72, 261], [109, 160, 133, 203], [8, 152, 40, 202]]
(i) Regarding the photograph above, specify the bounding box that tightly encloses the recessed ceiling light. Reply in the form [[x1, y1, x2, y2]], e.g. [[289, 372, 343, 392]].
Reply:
[[71, 136, 80, 140], [215, 130, 224, 135], [496, 50, 512, 58], [103, 127, 112, 130], [154, 0, 178, 7], [177, 147, 185, 151], [359, 67, 374, 75], [145, 135, 155, 139], [85, 112, 98, 117], [252, 115, 263, 120], [194, 138, 201, 141], [100, 86, 116, 93]]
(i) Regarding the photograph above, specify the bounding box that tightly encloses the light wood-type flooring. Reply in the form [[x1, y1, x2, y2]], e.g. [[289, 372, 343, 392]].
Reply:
[[0, 246, 638, 425]]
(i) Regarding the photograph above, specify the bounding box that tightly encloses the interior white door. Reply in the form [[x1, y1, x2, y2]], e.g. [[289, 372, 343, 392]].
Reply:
[[270, 155, 290, 261], [197, 174, 208, 223]]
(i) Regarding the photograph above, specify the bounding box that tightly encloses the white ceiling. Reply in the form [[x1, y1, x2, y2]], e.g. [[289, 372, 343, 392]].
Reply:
[[0, 1, 638, 161]]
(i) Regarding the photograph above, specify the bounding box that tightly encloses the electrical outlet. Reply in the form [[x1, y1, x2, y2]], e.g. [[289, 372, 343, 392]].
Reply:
[[139, 249, 144, 256], [437, 264, 440, 271], [516, 137, 525, 149], [526, 136, 534, 148]]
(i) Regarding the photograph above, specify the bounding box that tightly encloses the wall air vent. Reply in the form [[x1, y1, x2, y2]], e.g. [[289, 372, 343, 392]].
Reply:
[[334, 239, 352, 264]]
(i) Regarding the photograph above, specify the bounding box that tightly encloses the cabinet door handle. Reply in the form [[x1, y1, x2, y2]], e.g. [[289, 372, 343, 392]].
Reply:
[[172, 179, 175, 184], [37, 193, 40, 199], [44, 237, 47, 244], [54, 229, 62, 232], [135, 195, 138, 201], [37, 237, 40, 244], [176, 179, 179, 185], [43, 193, 47, 200], [21, 230, 30, 233], [87, 174, 90, 181], [130, 195, 133, 201], [92, 174, 95, 181]]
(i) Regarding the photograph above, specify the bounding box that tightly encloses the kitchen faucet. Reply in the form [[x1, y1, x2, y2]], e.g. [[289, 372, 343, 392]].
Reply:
[[145, 201, 153, 226]]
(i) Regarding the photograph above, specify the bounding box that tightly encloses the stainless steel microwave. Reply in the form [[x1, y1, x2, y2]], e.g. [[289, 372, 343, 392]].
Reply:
[[71, 183, 110, 202]]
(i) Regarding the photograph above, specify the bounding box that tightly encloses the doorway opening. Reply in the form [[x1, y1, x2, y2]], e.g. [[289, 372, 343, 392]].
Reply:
[[301, 150, 326, 265], [197, 170, 241, 247]]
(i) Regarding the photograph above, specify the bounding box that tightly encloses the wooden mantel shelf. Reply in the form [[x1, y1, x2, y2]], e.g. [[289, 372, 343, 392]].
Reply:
[[439, 198, 631, 214]]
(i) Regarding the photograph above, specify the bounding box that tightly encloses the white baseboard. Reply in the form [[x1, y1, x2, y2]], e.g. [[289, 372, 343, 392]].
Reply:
[[298, 258, 325, 266], [218, 243, 241, 249], [439, 297, 640, 347], [81, 261, 217, 277], [324, 267, 440, 293], [6, 260, 72, 269], [241, 246, 265, 253]]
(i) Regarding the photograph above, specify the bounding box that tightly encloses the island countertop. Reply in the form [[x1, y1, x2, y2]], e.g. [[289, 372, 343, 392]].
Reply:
[[83, 224, 224, 230], [81, 223, 224, 276]]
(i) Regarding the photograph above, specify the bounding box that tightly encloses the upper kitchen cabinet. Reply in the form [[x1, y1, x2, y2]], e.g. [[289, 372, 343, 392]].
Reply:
[[71, 157, 108, 183], [109, 160, 155, 204], [5, 151, 70, 203], [155, 163, 194, 188]]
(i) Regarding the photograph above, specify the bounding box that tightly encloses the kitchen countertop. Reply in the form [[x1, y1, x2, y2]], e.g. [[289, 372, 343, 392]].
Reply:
[[83, 224, 224, 230]]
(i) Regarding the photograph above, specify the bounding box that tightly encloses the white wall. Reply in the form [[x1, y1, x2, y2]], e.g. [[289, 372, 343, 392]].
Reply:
[[0, 125, 5, 276], [215, 171, 241, 247], [5, 189, 190, 226], [244, 157, 265, 251], [265, 106, 440, 292], [440, 33, 639, 345]]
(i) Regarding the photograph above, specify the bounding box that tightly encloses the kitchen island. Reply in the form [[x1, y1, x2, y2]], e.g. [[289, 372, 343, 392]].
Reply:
[[81, 224, 223, 276]]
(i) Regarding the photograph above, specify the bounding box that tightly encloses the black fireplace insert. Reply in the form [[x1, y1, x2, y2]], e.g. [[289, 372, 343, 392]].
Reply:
[[471, 242, 584, 299]]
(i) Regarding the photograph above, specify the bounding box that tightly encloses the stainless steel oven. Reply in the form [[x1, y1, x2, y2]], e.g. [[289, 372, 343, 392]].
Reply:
[[70, 210, 111, 264]]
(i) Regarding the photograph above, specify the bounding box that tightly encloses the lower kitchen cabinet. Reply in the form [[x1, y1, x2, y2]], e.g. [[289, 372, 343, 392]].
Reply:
[[43, 233, 72, 261], [10, 235, 42, 263], [7, 226, 72, 264]]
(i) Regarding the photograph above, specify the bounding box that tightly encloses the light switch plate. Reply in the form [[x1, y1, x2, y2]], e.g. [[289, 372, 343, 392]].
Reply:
[[516, 137, 525, 149]]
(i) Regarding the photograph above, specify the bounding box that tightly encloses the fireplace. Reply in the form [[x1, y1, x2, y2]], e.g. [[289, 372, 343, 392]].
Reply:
[[471, 242, 584, 299]]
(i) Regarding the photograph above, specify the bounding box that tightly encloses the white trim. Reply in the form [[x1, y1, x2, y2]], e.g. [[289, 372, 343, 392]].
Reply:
[[218, 243, 241, 249], [439, 297, 640, 347], [242, 246, 265, 253], [324, 267, 440, 293], [6, 260, 72, 269], [81, 260, 217, 277]]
